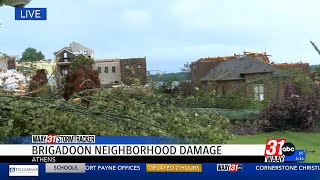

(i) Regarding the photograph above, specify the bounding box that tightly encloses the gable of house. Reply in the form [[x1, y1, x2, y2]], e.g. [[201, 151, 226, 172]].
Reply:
[[54, 42, 94, 58], [54, 42, 93, 77], [69, 42, 94, 58], [55, 48, 76, 64]]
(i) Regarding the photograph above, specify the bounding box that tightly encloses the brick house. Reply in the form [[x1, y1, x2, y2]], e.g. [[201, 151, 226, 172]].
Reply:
[[54, 42, 94, 77], [119, 57, 147, 85], [190, 52, 271, 87], [198, 56, 288, 101]]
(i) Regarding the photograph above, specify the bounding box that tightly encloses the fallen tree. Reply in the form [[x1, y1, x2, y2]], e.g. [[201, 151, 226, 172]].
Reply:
[[0, 87, 232, 144]]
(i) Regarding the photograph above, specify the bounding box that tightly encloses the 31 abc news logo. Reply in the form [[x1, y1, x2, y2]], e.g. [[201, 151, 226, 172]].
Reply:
[[264, 139, 295, 162]]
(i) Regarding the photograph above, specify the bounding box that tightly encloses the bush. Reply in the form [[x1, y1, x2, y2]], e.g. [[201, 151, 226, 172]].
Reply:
[[259, 83, 320, 132]]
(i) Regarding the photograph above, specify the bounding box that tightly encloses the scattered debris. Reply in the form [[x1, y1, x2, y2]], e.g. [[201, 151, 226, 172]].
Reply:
[[0, 69, 27, 91]]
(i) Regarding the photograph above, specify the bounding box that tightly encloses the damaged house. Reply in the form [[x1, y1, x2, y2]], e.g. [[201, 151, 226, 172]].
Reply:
[[0, 56, 26, 90], [54, 41, 147, 86], [190, 52, 300, 101], [54, 41, 94, 78], [200, 56, 287, 100], [0, 55, 16, 71]]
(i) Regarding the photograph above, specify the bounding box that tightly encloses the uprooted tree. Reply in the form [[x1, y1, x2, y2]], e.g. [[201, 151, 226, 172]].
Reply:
[[29, 69, 51, 98], [62, 55, 100, 100]]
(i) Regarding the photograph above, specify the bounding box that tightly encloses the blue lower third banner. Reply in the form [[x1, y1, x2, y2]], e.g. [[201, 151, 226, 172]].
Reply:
[[1, 163, 320, 180], [285, 150, 307, 162]]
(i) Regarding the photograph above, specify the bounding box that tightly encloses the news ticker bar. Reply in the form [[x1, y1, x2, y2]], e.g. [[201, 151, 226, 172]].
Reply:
[[44, 163, 202, 173], [0, 144, 264, 156], [0, 156, 265, 163], [8, 163, 320, 175]]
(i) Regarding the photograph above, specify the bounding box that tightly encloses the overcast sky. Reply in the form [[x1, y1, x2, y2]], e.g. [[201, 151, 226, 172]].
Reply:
[[1, 0, 320, 72]]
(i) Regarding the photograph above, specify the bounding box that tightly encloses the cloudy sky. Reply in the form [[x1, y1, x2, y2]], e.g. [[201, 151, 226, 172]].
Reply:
[[1, 0, 320, 72]]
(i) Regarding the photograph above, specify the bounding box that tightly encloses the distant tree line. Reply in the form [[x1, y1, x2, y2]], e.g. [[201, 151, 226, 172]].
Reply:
[[20, 47, 45, 62]]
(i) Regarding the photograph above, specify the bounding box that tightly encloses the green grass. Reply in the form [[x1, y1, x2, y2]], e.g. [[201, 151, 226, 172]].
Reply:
[[229, 131, 320, 163]]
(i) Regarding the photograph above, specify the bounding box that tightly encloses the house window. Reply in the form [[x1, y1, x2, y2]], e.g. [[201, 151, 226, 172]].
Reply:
[[254, 84, 265, 101], [63, 52, 68, 62], [137, 64, 142, 69], [125, 65, 130, 69], [112, 66, 116, 73], [97, 67, 101, 73], [104, 67, 108, 73], [84, 51, 88, 55]]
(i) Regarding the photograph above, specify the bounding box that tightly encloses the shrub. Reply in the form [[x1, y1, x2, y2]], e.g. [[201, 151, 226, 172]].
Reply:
[[259, 83, 320, 132]]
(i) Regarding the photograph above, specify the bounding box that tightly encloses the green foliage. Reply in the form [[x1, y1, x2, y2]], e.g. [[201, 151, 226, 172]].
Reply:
[[148, 74, 181, 95], [181, 62, 192, 81], [189, 108, 260, 122], [259, 83, 320, 132], [315, 65, 320, 81], [214, 96, 266, 109], [291, 74, 314, 95], [70, 55, 94, 71], [0, 88, 232, 144], [150, 72, 189, 82], [20, 47, 45, 62], [310, 65, 318, 71], [173, 94, 265, 110]]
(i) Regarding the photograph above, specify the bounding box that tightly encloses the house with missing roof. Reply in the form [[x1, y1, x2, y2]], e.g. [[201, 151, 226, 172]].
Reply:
[[190, 52, 271, 88], [54, 41, 94, 78], [191, 55, 289, 101], [54, 41, 147, 86], [0, 55, 16, 71]]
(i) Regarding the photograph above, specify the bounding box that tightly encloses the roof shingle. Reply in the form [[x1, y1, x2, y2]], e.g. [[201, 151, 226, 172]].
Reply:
[[200, 56, 286, 81]]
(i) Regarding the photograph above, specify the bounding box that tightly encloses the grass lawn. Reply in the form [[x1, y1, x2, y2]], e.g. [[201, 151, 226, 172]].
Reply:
[[229, 131, 320, 162]]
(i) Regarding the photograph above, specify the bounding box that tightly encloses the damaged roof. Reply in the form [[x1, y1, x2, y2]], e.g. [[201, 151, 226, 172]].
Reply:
[[54, 41, 93, 55], [201, 56, 287, 81]]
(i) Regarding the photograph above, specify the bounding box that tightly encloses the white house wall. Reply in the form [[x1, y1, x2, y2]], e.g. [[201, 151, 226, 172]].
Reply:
[[94, 60, 121, 85], [0, 60, 7, 70]]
